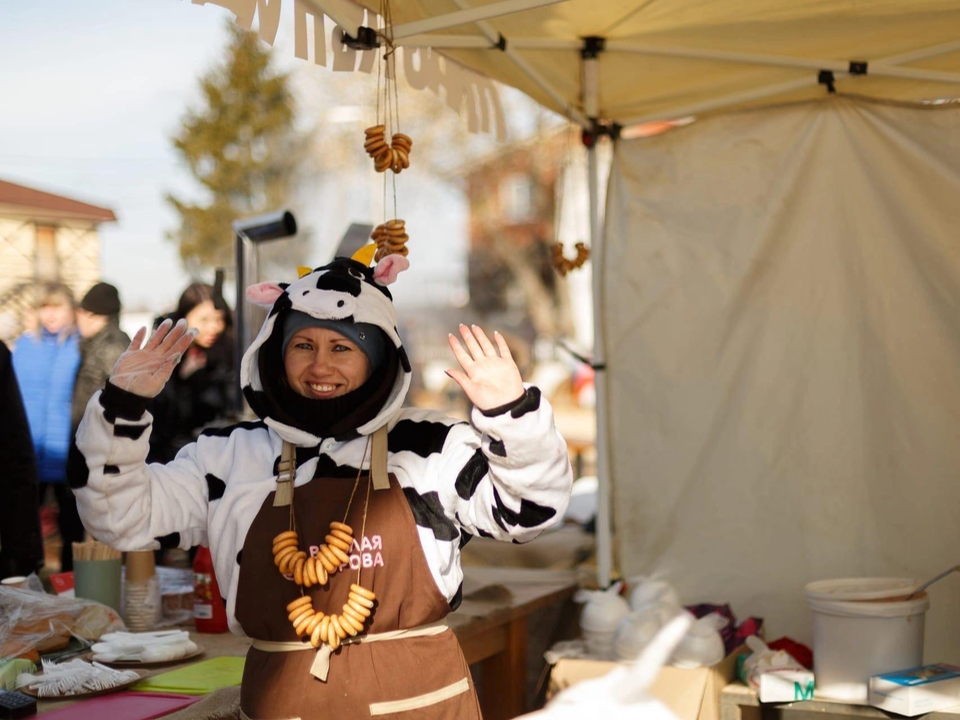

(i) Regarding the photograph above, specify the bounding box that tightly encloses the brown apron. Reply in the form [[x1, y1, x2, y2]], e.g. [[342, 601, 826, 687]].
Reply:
[[234, 448, 483, 720]]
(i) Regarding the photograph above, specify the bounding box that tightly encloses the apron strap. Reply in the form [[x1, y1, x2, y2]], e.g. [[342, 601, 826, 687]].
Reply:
[[250, 623, 450, 682], [273, 440, 296, 507], [276, 426, 388, 506], [371, 425, 389, 491]]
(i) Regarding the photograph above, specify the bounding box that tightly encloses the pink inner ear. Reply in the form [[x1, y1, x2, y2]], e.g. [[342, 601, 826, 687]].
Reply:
[[246, 282, 285, 307], [373, 255, 410, 286]]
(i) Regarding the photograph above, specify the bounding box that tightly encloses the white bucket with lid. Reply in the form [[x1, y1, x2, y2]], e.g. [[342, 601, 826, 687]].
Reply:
[[805, 578, 928, 703]]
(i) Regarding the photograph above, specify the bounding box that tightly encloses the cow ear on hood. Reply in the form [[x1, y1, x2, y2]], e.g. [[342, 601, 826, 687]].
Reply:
[[246, 282, 285, 308], [373, 255, 410, 286]]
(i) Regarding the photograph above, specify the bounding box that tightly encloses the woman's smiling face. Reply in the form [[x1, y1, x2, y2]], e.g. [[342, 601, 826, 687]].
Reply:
[[283, 326, 371, 399]]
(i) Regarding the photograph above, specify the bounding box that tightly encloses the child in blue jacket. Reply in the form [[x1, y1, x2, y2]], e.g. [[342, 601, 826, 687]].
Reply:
[[12, 282, 82, 570]]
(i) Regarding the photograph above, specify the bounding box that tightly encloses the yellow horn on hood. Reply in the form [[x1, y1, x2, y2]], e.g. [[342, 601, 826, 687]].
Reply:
[[297, 265, 312, 279], [351, 244, 378, 266]]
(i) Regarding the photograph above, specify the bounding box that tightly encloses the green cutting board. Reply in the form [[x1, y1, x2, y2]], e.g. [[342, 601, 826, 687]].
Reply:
[[131, 656, 245, 695]]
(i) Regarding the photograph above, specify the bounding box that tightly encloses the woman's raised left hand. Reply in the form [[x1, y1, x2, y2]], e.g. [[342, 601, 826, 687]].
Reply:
[[447, 325, 524, 411]]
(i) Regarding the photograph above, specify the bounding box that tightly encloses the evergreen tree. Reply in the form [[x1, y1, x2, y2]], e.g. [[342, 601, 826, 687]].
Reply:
[[167, 23, 307, 272]]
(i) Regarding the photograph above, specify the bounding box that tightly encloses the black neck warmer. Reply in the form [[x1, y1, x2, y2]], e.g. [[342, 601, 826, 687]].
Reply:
[[249, 318, 399, 441]]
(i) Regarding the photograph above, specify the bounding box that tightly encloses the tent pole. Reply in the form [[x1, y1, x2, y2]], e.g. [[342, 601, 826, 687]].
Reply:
[[397, 34, 492, 48], [582, 46, 614, 589], [875, 37, 960, 66], [430, 0, 591, 127], [620, 75, 820, 130], [391, 0, 567, 39], [298, 0, 363, 39], [605, 40, 960, 85]]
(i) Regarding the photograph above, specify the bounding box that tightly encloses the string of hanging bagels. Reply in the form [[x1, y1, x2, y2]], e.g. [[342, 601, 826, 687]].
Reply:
[[552, 127, 590, 276], [362, 0, 412, 264]]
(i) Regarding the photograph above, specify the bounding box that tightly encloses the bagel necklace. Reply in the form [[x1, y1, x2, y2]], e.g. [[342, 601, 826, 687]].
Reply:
[[272, 437, 377, 651]]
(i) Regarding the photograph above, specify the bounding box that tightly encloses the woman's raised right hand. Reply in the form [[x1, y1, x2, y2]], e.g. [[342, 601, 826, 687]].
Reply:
[[109, 319, 198, 398]]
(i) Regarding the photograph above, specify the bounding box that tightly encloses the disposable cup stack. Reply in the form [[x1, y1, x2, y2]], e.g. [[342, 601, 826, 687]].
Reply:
[[124, 551, 162, 631]]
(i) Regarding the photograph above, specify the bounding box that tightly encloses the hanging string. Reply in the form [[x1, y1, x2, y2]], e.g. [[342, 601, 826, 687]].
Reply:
[[286, 453, 302, 597], [555, 123, 576, 247], [377, 0, 400, 220], [375, 22, 382, 126], [390, 41, 400, 218], [356, 461, 374, 588], [343, 436, 371, 522]]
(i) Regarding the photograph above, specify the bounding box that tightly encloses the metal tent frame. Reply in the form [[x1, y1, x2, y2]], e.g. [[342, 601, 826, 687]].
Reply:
[[289, 0, 960, 588]]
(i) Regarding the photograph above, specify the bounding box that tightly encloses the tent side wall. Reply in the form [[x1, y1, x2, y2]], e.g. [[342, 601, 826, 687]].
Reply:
[[604, 96, 960, 659]]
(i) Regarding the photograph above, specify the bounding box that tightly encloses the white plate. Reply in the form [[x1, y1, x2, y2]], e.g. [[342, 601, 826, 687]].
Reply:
[[95, 645, 205, 667]]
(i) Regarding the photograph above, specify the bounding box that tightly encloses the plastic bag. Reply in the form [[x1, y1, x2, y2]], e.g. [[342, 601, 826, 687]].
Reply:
[[523, 615, 692, 720], [613, 577, 684, 661], [627, 575, 682, 618], [739, 636, 809, 690], [0, 584, 125, 661], [575, 583, 630, 660], [156, 566, 194, 628], [671, 612, 726, 668]]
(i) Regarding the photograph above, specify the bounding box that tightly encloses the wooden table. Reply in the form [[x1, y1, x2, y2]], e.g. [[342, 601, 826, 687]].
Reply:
[[447, 567, 579, 720], [721, 682, 960, 720], [37, 566, 578, 718]]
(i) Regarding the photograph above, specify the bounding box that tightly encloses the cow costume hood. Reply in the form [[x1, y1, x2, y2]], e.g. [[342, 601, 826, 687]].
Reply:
[[240, 255, 412, 446]]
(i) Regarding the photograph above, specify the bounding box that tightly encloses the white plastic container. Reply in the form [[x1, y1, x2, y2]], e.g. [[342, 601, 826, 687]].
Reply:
[[806, 578, 928, 703], [578, 586, 631, 660], [614, 608, 663, 660]]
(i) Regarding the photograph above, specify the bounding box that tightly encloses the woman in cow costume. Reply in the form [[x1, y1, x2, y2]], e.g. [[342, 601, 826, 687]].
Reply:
[[72, 251, 573, 719]]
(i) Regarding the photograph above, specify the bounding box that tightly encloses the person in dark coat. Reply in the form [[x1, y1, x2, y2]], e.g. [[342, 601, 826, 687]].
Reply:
[[72, 282, 131, 430], [147, 281, 234, 463], [0, 341, 43, 579]]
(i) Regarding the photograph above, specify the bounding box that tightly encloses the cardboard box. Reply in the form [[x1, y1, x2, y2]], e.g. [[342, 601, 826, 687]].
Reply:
[[547, 649, 743, 720], [870, 664, 960, 717]]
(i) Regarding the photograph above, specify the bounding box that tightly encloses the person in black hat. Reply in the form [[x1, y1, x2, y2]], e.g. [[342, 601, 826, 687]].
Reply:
[[72, 282, 130, 430]]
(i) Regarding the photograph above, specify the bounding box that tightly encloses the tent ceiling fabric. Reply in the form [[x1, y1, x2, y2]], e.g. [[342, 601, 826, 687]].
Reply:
[[350, 0, 960, 124]]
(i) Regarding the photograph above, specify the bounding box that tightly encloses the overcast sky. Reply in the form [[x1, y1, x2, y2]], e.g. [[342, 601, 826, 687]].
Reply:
[[0, 2, 238, 310], [0, 1, 555, 315]]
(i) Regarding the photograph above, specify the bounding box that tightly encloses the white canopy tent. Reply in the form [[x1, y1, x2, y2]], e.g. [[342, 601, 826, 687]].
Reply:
[[294, 0, 960, 591], [193, 0, 960, 643]]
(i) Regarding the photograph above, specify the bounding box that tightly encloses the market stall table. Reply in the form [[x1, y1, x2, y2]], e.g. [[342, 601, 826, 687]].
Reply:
[[36, 566, 578, 718], [721, 682, 960, 720], [446, 567, 579, 720], [34, 630, 248, 715]]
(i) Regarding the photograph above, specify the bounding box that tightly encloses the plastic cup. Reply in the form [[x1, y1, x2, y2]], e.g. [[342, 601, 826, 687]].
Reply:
[[74, 559, 122, 612]]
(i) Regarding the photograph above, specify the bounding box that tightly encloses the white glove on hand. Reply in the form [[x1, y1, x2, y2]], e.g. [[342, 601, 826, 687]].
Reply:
[[109, 318, 198, 398], [446, 324, 525, 411]]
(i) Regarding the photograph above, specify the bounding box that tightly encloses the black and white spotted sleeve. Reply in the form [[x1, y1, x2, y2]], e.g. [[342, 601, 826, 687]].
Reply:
[[439, 385, 573, 544], [72, 382, 224, 551]]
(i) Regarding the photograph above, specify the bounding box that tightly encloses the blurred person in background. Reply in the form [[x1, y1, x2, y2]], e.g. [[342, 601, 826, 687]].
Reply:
[[0, 341, 43, 579], [72, 282, 130, 431], [147, 279, 234, 463], [12, 282, 81, 571]]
